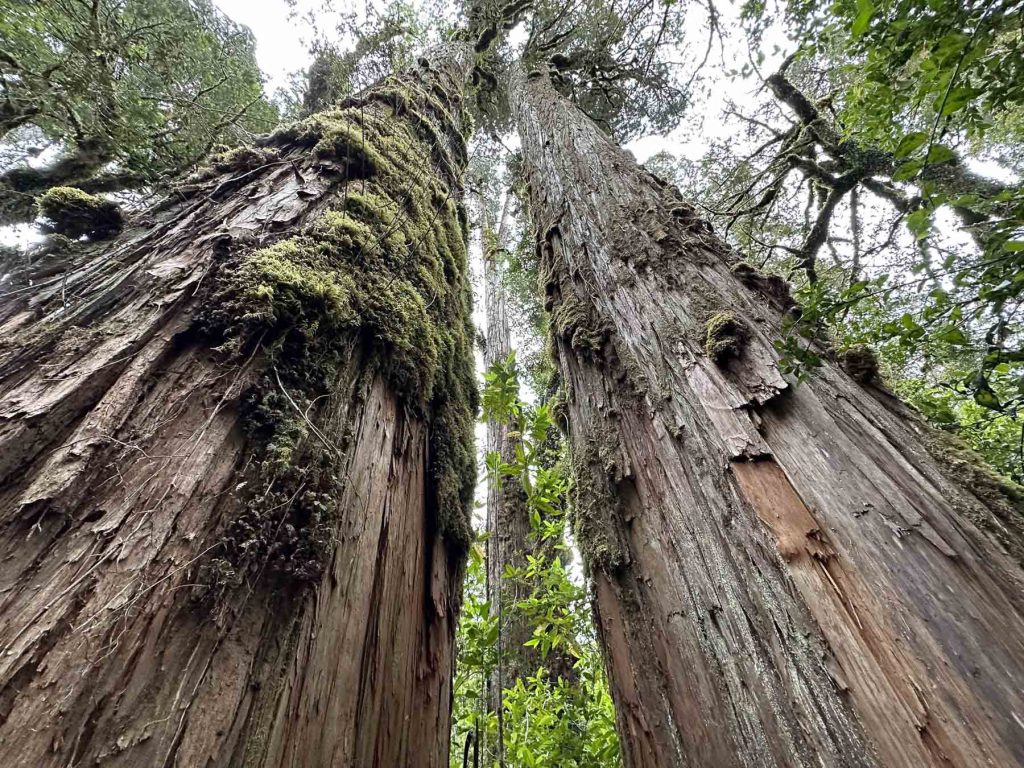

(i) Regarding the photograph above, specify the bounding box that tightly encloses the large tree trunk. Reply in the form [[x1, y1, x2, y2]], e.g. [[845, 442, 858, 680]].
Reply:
[[511, 63, 1024, 768], [0, 42, 478, 767]]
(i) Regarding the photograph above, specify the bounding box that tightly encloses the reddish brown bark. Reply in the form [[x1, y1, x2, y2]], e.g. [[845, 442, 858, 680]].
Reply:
[[512, 63, 1024, 768], [0, 43, 476, 767]]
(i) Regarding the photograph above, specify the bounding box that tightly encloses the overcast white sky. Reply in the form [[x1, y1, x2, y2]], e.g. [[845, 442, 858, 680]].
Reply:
[[214, 0, 315, 96], [209, 0, 794, 164]]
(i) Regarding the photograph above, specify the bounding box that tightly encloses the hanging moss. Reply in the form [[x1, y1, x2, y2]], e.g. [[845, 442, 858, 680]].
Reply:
[[195, 55, 478, 596], [36, 186, 123, 240], [704, 312, 746, 364]]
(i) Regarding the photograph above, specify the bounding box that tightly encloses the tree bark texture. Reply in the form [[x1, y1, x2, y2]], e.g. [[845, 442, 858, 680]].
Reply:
[[512, 63, 1024, 768], [0, 43, 477, 767]]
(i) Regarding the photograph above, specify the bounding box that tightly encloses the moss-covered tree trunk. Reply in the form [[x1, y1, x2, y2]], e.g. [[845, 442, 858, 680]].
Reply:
[[0, 43, 478, 767], [511, 63, 1024, 768]]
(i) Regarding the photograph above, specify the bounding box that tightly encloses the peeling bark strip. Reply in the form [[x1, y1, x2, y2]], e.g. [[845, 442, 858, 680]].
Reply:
[[511, 63, 1024, 768], [0, 42, 476, 767]]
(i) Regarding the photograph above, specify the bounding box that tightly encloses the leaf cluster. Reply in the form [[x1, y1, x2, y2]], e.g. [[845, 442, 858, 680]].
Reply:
[[451, 351, 619, 767]]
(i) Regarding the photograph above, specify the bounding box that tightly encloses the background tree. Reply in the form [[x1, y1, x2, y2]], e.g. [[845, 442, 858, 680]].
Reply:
[[445, 3, 718, 764], [0, 0, 277, 226], [475, 169, 534, 764], [451, 353, 620, 768]]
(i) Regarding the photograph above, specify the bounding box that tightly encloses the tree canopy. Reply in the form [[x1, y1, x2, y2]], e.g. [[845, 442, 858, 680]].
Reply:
[[652, 0, 1024, 479], [0, 0, 276, 225]]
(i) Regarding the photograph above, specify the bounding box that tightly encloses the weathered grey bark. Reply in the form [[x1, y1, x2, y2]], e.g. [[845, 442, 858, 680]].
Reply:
[[0, 43, 477, 767], [512, 62, 1024, 768]]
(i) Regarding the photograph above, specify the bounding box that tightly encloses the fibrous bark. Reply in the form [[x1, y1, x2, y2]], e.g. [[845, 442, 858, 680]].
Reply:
[[512, 62, 1024, 768], [0, 42, 477, 767]]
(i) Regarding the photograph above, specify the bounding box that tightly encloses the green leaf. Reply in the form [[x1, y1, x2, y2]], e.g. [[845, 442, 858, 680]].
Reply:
[[852, 0, 874, 38], [899, 313, 924, 335], [932, 326, 969, 345], [1004, 241, 1024, 252], [894, 131, 928, 158], [938, 86, 975, 116], [906, 208, 931, 239], [974, 387, 1002, 410], [925, 144, 956, 165], [893, 158, 923, 181]]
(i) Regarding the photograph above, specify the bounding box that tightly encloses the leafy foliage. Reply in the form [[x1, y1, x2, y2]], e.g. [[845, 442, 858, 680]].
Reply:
[[269, 2, 429, 119], [654, 0, 1024, 478], [0, 0, 277, 222], [465, 0, 720, 140], [451, 353, 620, 767]]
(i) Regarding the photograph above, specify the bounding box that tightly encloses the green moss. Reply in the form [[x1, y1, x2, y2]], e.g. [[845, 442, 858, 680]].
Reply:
[[36, 186, 123, 240], [191, 146, 280, 182], [922, 426, 1024, 567], [195, 60, 479, 594], [571, 434, 628, 573], [551, 285, 609, 356], [266, 110, 395, 180], [549, 384, 569, 432], [704, 312, 746, 364]]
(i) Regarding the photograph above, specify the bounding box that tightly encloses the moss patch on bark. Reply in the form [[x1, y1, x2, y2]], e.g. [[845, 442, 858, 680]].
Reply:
[[840, 344, 879, 384], [190, 146, 281, 182], [36, 186, 123, 240], [704, 312, 746, 364], [922, 425, 1024, 566], [196, 60, 478, 597], [571, 432, 629, 573]]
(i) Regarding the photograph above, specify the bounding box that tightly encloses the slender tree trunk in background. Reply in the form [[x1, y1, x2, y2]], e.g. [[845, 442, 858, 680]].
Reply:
[[0, 43, 478, 768], [479, 190, 534, 764], [511, 63, 1024, 768]]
